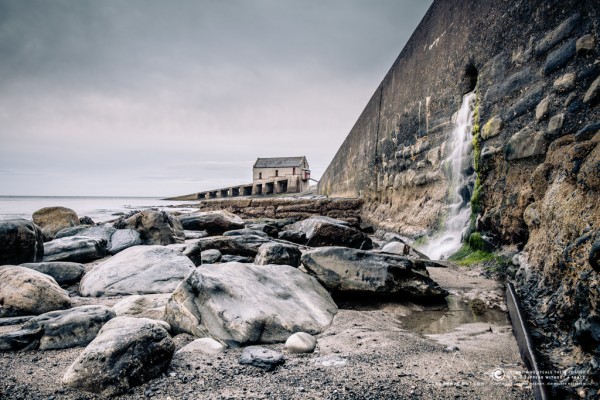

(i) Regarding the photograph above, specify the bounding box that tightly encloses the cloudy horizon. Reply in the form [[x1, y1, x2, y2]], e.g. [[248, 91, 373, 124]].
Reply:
[[0, 0, 432, 197]]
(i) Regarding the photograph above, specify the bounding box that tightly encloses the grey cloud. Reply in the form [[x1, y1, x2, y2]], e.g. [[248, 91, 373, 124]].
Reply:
[[0, 0, 432, 196]]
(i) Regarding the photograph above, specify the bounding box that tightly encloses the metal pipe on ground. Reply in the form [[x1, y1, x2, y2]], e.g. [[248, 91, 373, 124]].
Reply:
[[506, 281, 550, 400]]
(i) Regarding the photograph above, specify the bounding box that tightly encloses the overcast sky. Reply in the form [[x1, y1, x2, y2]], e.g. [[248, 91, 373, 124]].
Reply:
[[0, 0, 432, 197]]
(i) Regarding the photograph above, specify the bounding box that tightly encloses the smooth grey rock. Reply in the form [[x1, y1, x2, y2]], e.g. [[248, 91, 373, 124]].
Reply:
[[79, 216, 94, 225], [0, 328, 42, 351], [117, 210, 185, 245], [62, 317, 175, 395], [254, 242, 301, 267], [481, 116, 502, 140], [543, 38, 576, 75], [55, 225, 90, 239], [534, 13, 579, 56], [20, 305, 115, 350], [285, 332, 317, 354], [301, 247, 448, 301], [182, 242, 202, 266], [164, 263, 337, 346], [112, 294, 171, 319], [535, 96, 550, 121], [554, 73, 576, 92], [178, 210, 244, 235], [547, 113, 565, 138], [576, 34, 596, 53], [0, 316, 33, 327], [575, 122, 600, 142], [503, 83, 544, 121], [220, 255, 254, 263], [286, 216, 372, 249], [72, 225, 117, 249], [506, 128, 546, 161], [245, 223, 279, 238], [223, 228, 269, 238], [43, 236, 106, 263], [32, 206, 80, 241], [79, 246, 195, 297], [0, 219, 44, 265], [483, 67, 535, 103], [176, 338, 225, 355], [201, 249, 222, 264], [107, 229, 142, 254], [198, 234, 273, 257], [584, 74, 600, 105], [184, 230, 208, 239], [239, 346, 284, 371], [0, 266, 70, 317], [277, 230, 307, 245], [20, 262, 84, 286]]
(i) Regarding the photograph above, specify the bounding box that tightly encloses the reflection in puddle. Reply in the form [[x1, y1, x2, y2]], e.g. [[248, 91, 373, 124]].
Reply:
[[399, 295, 508, 335]]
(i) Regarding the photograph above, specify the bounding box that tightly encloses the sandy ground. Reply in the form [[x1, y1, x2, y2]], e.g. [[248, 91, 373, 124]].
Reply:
[[0, 263, 532, 400]]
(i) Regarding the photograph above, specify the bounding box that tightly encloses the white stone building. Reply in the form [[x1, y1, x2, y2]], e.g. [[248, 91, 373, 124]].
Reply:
[[252, 156, 311, 195]]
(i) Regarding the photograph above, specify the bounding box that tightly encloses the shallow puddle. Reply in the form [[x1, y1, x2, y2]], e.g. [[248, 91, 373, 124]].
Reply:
[[399, 295, 509, 335]]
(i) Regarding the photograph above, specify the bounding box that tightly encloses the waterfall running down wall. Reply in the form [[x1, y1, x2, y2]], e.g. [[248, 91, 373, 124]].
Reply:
[[418, 92, 475, 260]]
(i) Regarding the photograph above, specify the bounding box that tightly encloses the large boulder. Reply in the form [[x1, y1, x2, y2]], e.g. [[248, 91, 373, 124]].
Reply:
[[107, 228, 142, 254], [67, 225, 116, 250], [286, 216, 372, 249], [0, 219, 44, 265], [112, 294, 171, 319], [0, 305, 116, 351], [198, 234, 273, 257], [20, 262, 85, 286], [0, 266, 71, 317], [32, 206, 80, 241], [79, 246, 195, 297], [301, 247, 448, 301], [254, 242, 302, 267], [62, 317, 175, 396], [117, 210, 184, 245], [42, 236, 106, 263], [178, 210, 244, 235], [164, 263, 338, 346]]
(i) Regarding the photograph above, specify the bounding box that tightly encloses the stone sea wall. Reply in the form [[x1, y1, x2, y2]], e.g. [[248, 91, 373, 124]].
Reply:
[[318, 0, 599, 391], [184, 198, 365, 226]]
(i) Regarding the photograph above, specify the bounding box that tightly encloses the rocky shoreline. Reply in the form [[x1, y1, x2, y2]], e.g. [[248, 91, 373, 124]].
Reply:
[[0, 204, 531, 399]]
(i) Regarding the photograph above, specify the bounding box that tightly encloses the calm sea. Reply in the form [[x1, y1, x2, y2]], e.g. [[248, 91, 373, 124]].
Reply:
[[0, 196, 199, 223]]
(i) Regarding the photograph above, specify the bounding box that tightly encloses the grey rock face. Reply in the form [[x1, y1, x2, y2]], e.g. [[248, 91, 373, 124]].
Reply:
[[254, 242, 301, 267], [201, 249, 222, 264], [277, 230, 307, 244], [0, 219, 44, 265], [18, 305, 115, 350], [543, 38, 576, 75], [164, 263, 337, 346], [0, 266, 71, 317], [534, 13, 579, 56], [43, 236, 106, 263], [178, 210, 244, 235], [54, 225, 90, 239], [118, 210, 185, 245], [184, 230, 208, 239], [286, 216, 372, 249], [239, 346, 285, 371], [108, 228, 142, 254], [32, 206, 80, 241], [79, 245, 195, 297], [245, 223, 279, 238], [20, 262, 85, 286], [381, 241, 430, 260], [70, 225, 117, 250], [301, 247, 448, 301], [198, 234, 273, 257], [62, 317, 175, 395]]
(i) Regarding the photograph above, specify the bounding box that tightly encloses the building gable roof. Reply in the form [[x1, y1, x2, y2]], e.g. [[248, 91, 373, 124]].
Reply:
[[253, 156, 306, 168]]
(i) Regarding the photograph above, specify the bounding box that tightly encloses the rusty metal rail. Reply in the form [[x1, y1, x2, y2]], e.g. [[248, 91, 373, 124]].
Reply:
[[506, 281, 551, 400]]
